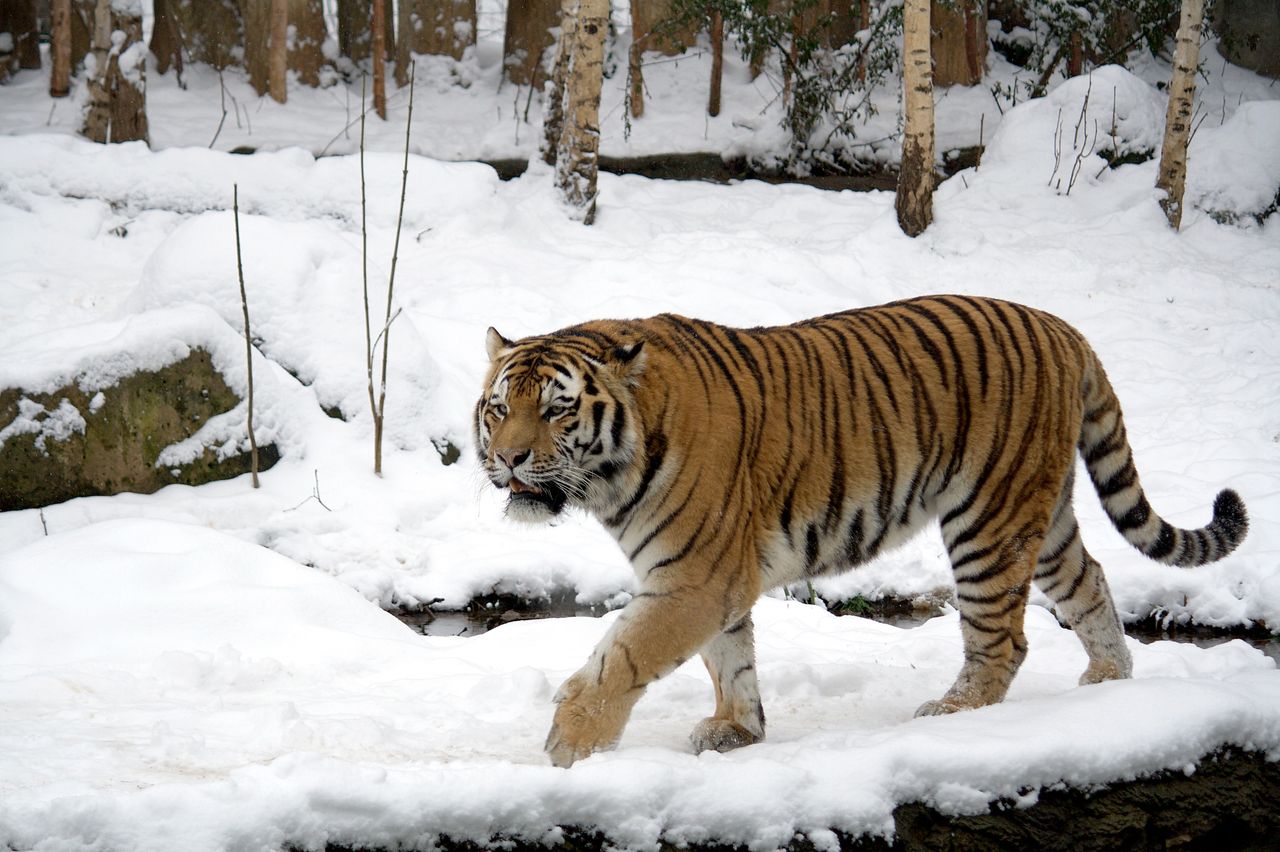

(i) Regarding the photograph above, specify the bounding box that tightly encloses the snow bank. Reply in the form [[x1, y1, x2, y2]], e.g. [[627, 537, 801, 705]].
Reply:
[[0, 520, 1276, 851]]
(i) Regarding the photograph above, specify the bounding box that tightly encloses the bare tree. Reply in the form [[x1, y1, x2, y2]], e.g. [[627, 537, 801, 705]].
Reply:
[[50, 0, 72, 96], [896, 0, 934, 236], [232, 185, 261, 489], [81, 0, 148, 145], [1155, 0, 1205, 231], [553, 0, 609, 224]]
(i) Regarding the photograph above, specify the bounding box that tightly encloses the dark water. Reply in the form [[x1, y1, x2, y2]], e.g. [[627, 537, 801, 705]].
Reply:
[[393, 601, 1279, 664]]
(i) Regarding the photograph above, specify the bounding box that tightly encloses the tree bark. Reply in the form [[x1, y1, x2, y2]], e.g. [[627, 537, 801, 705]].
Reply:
[[1, 0, 40, 70], [627, 0, 695, 119], [372, 0, 387, 118], [541, 0, 576, 165], [288, 0, 327, 87], [708, 9, 723, 117], [82, 0, 148, 145], [50, 0, 72, 95], [170, 0, 242, 70], [931, 0, 986, 87], [896, 0, 934, 237], [556, 0, 608, 224], [397, 0, 477, 79], [268, 0, 288, 102], [150, 0, 185, 79], [242, 0, 271, 94], [1155, 0, 1205, 230], [503, 0, 560, 85]]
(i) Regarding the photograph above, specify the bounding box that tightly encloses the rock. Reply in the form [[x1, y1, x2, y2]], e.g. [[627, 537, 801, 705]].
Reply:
[[0, 349, 277, 510]]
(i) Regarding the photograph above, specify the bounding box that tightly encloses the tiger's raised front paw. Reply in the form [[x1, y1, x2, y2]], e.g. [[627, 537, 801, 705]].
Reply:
[[690, 717, 761, 754], [544, 675, 630, 768]]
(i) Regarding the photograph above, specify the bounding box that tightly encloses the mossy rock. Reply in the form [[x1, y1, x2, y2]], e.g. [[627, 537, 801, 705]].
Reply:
[[0, 350, 278, 511]]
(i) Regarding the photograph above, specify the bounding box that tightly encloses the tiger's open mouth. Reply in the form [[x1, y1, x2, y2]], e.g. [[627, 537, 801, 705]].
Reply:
[[506, 476, 568, 515]]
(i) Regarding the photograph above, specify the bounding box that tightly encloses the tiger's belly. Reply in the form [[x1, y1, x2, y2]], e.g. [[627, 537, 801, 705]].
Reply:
[[757, 497, 937, 590]]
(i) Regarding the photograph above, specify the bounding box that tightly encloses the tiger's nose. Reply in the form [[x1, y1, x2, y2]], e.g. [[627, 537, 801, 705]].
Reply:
[[496, 448, 531, 470]]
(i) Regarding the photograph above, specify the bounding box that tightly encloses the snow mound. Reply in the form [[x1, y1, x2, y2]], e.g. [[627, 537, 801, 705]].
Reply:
[[1187, 99, 1280, 223], [978, 65, 1167, 197]]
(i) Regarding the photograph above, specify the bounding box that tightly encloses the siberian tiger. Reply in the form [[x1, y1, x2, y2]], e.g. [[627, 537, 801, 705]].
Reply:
[[473, 295, 1248, 768]]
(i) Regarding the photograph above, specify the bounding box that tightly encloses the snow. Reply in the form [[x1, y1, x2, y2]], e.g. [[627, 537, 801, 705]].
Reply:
[[1, 519, 1277, 851], [1, 17, 1279, 850]]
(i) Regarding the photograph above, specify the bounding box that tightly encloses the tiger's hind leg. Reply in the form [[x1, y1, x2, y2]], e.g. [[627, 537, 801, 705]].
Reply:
[[917, 484, 1059, 717], [1033, 473, 1132, 685], [690, 613, 766, 754]]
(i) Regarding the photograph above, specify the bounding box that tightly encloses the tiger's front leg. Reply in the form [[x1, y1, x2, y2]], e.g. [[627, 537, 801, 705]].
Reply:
[[545, 588, 738, 768]]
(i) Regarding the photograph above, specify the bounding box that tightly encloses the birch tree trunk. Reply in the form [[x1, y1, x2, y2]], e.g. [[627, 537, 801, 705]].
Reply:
[[541, 0, 576, 166], [50, 0, 73, 95], [82, 0, 148, 144], [555, 0, 608, 224], [1155, 0, 1205, 231], [895, 0, 934, 237]]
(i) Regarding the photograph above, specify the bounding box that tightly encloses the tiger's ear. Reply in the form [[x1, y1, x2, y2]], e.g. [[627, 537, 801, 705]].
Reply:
[[486, 327, 514, 361], [608, 339, 646, 383]]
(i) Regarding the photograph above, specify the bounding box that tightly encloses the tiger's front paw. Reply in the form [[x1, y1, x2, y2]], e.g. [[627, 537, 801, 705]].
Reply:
[[690, 717, 761, 754], [544, 674, 630, 768]]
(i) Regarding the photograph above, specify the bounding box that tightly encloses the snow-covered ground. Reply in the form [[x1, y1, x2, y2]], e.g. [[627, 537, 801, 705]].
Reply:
[[1, 19, 1279, 851]]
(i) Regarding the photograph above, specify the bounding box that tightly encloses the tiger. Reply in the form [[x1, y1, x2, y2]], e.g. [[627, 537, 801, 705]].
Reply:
[[473, 294, 1249, 768]]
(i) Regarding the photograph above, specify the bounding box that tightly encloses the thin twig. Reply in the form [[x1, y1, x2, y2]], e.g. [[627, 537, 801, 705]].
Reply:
[[360, 75, 377, 475], [39, 508, 48, 536], [286, 469, 332, 512], [232, 184, 260, 488], [210, 68, 229, 148], [373, 59, 417, 476]]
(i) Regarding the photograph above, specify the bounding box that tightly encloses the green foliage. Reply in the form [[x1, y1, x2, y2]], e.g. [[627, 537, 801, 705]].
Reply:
[[831, 596, 876, 616], [658, 0, 904, 172]]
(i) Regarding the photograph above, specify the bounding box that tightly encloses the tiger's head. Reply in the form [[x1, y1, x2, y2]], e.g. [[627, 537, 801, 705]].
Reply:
[[474, 325, 647, 523]]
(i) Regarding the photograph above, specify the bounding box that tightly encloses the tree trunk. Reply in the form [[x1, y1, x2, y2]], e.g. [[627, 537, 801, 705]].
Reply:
[[169, 0, 242, 70], [857, 0, 870, 81], [708, 9, 723, 117], [372, 0, 387, 118], [1, 0, 40, 70], [50, 0, 72, 95], [288, 0, 327, 87], [555, 0, 608, 224], [268, 0, 287, 101], [1155, 0, 1205, 231], [503, 0, 559, 85], [150, 0, 185, 80], [896, 0, 933, 237], [931, 0, 986, 87], [82, 0, 148, 145], [242, 0, 271, 94], [628, 0, 696, 119], [541, 0, 575, 164], [338, 0, 372, 61], [397, 0, 477, 78], [630, 0, 697, 54]]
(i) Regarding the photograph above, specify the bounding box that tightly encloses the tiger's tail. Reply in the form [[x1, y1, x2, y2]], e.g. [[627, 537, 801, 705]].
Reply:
[[1079, 362, 1248, 567]]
